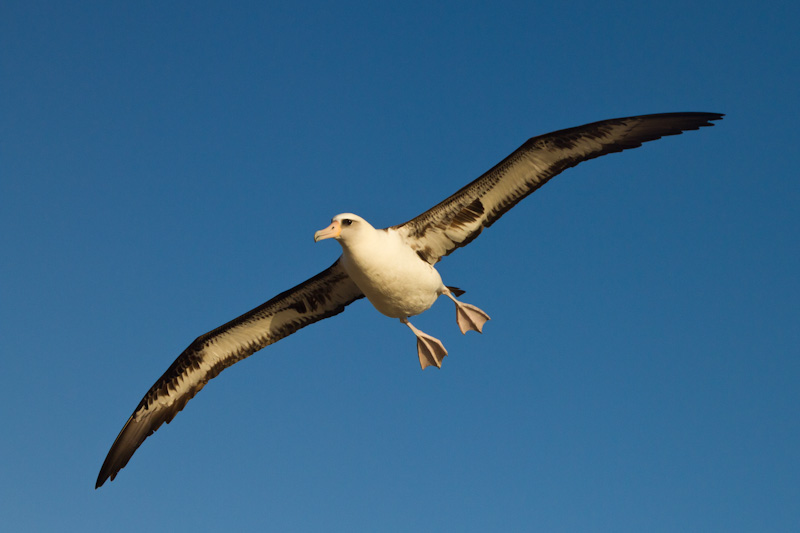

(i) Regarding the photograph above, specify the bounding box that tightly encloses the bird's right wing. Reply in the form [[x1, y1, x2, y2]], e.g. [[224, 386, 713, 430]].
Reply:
[[394, 112, 723, 264], [96, 258, 362, 488]]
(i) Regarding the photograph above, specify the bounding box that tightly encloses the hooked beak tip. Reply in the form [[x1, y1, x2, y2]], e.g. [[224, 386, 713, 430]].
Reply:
[[314, 221, 341, 242]]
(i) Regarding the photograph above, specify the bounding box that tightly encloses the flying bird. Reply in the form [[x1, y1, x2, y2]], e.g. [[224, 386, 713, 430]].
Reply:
[[96, 112, 722, 488]]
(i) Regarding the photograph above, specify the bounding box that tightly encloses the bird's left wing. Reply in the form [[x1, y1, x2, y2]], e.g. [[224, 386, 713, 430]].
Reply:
[[394, 112, 723, 264], [96, 258, 362, 488]]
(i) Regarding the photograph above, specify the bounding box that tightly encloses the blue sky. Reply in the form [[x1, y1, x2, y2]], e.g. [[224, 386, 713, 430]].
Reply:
[[2, 1, 798, 531]]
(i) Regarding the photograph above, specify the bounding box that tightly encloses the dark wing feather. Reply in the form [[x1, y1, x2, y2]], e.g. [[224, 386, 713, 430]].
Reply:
[[395, 112, 723, 263], [96, 258, 362, 488]]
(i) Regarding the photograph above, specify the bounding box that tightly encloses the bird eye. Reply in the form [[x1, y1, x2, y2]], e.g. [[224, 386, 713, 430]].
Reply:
[[341, 219, 353, 226]]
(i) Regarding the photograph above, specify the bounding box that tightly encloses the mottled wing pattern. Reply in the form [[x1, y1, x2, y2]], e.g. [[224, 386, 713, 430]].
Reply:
[[96, 258, 362, 488], [395, 112, 723, 264]]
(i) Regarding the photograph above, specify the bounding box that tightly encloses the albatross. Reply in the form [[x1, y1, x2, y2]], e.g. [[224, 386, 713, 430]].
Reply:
[[96, 112, 722, 488]]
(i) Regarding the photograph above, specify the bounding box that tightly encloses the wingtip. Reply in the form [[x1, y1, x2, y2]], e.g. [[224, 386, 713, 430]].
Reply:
[[688, 111, 724, 124], [693, 112, 724, 129], [661, 111, 724, 126], [95, 462, 115, 489], [95, 467, 111, 489]]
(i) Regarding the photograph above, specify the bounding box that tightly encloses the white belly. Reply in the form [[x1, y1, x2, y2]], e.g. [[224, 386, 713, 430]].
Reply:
[[341, 230, 443, 318]]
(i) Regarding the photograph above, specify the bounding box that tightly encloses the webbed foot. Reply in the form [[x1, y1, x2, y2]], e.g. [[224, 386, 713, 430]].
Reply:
[[401, 318, 448, 370], [444, 290, 491, 334]]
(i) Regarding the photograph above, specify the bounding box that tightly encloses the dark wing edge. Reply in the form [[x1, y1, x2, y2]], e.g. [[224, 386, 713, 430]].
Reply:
[[95, 258, 362, 488], [395, 112, 723, 263]]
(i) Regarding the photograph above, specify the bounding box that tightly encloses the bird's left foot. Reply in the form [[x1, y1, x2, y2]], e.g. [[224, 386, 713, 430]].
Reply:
[[401, 318, 448, 370], [414, 332, 448, 370]]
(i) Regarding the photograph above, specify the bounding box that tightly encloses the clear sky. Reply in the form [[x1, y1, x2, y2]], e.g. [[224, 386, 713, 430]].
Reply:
[[2, 1, 798, 531]]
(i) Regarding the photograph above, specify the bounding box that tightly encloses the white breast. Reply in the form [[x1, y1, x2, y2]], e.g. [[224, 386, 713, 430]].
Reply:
[[340, 228, 443, 318]]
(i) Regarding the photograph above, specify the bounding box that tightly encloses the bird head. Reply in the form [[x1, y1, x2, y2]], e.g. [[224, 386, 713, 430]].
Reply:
[[314, 213, 373, 244]]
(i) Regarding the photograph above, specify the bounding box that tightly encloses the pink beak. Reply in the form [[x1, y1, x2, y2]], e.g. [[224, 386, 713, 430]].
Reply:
[[314, 220, 341, 242]]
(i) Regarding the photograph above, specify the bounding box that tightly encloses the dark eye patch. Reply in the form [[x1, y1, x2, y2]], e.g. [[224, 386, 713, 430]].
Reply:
[[341, 219, 353, 226]]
